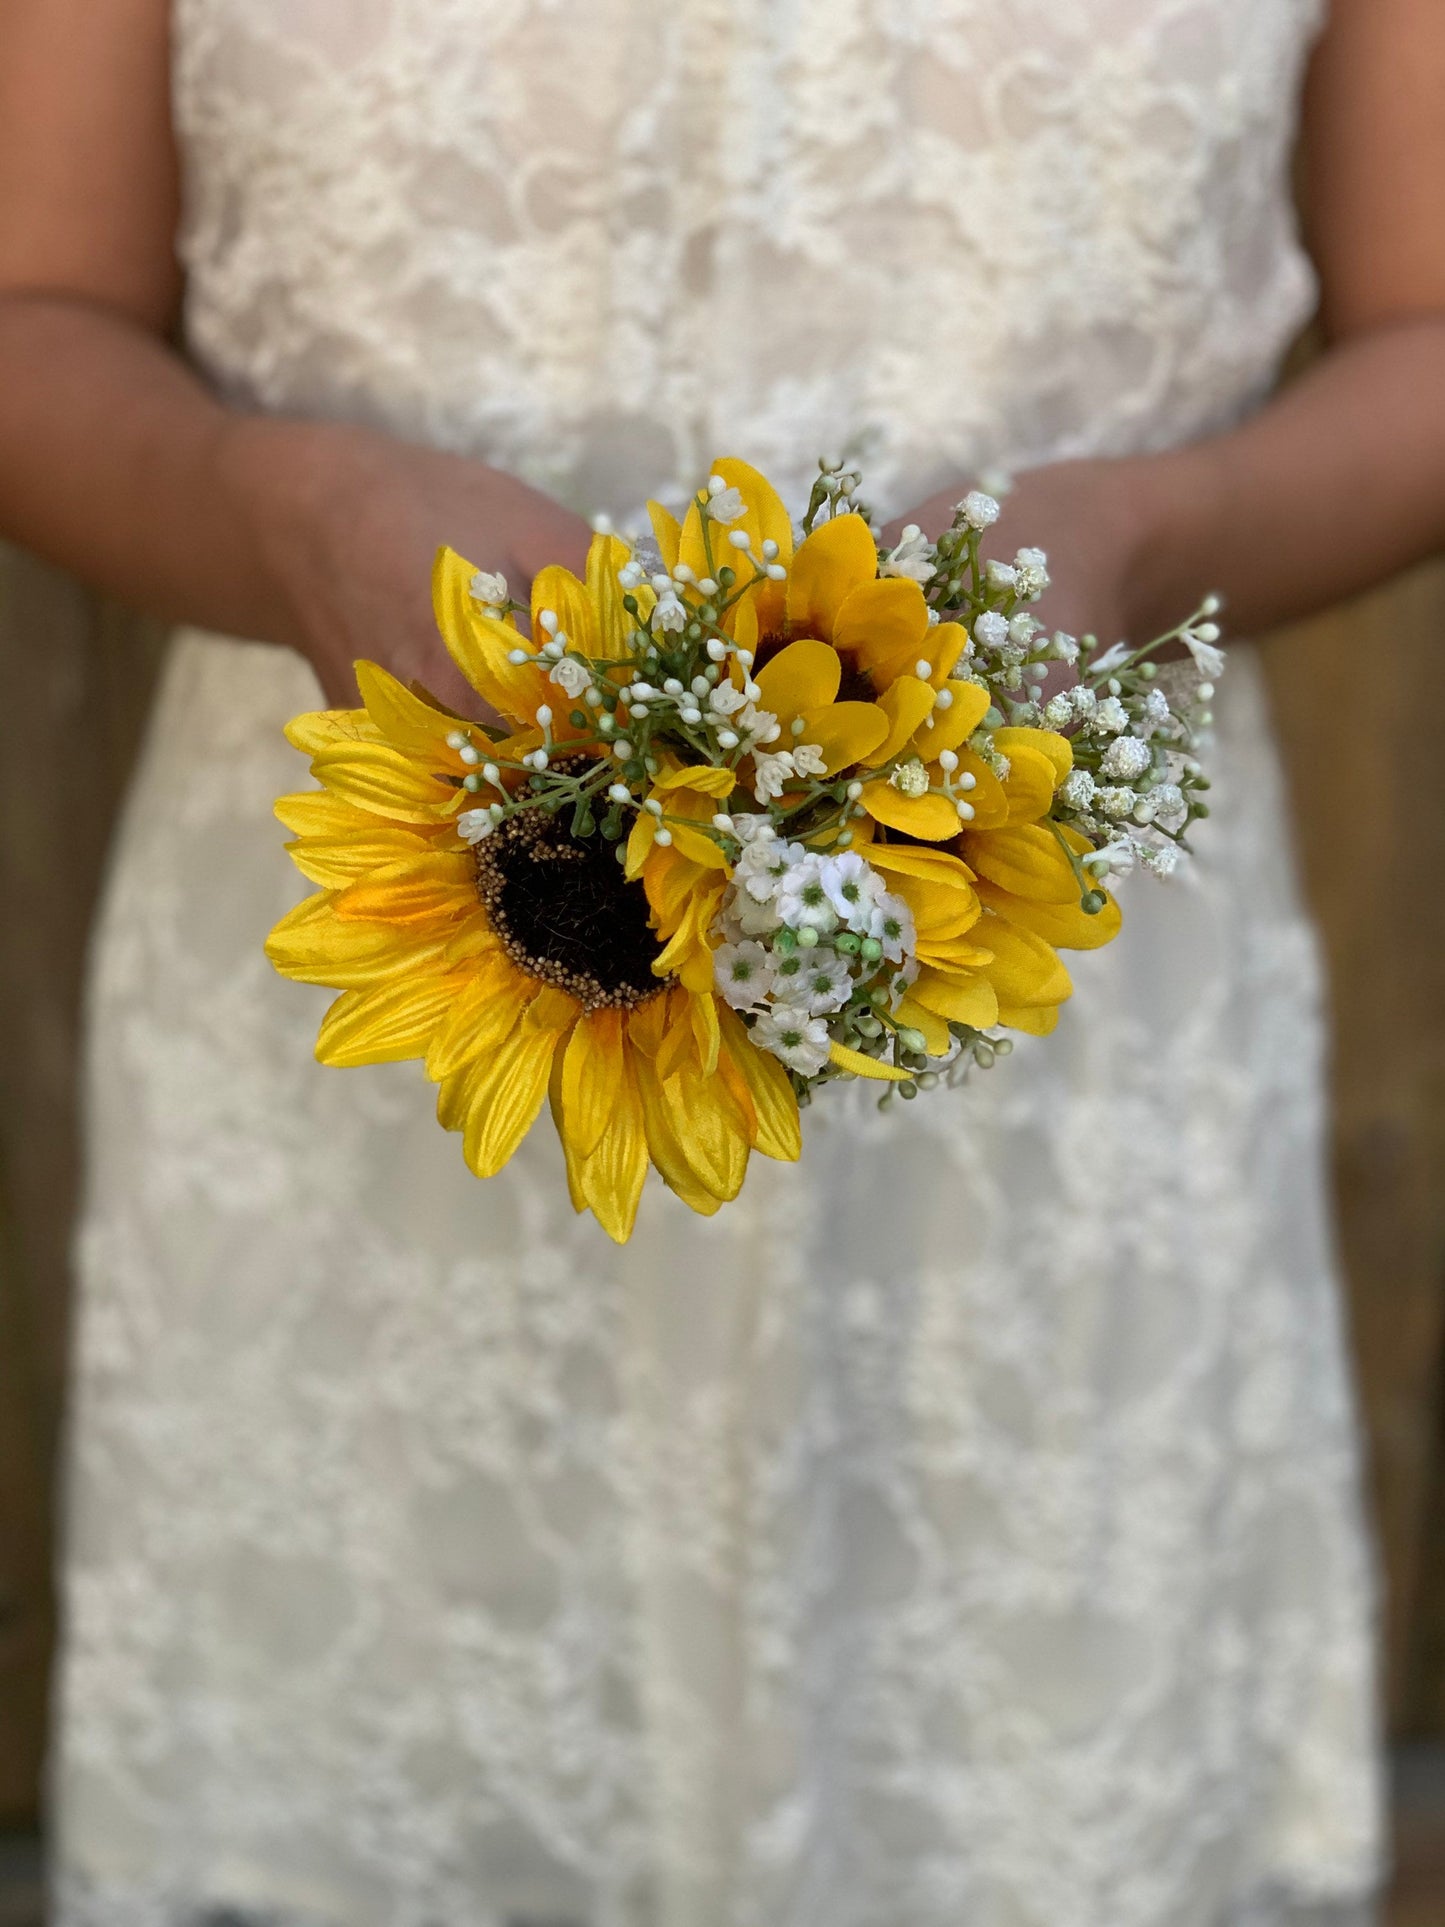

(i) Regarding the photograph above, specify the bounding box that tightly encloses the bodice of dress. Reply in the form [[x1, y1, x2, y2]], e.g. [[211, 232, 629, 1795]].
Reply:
[[172, 0, 1323, 516]]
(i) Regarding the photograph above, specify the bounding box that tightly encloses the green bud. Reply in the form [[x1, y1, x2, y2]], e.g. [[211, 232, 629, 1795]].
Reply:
[[834, 932, 861, 955], [1081, 890, 1106, 915], [898, 1080, 918, 1101], [570, 710, 588, 729], [860, 936, 883, 962], [797, 925, 820, 950], [896, 1026, 927, 1055]]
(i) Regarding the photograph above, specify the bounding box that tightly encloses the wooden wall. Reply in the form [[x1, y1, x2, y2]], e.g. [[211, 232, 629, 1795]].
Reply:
[[0, 542, 1442, 1826]]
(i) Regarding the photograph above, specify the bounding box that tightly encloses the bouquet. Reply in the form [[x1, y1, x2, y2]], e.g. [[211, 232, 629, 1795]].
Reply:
[[268, 459, 1221, 1241]]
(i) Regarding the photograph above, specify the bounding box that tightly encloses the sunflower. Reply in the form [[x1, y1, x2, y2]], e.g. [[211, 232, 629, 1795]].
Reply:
[[267, 536, 801, 1243]]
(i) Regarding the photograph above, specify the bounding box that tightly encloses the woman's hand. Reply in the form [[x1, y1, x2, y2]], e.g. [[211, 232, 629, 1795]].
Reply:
[[887, 454, 1205, 672], [220, 416, 594, 713]]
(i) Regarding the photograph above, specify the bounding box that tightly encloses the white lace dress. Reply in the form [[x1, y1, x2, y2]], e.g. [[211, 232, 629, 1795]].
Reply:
[[53, 2, 1383, 1923]]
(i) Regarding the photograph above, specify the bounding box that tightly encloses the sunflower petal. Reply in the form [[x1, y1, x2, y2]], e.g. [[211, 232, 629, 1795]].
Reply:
[[286, 830, 437, 889], [315, 971, 465, 1068], [786, 514, 878, 643], [355, 660, 466, 758], [333, 852, 476, 924], [648, 501, 682, 571], [661, 1057, 751, 1200], [432, 546, 543, 722], [976, 919, 1073, 1008], [827, 1040, 911, 1082], [531, 562, 599, 660], [577, 1056, 649, 1243], [975, 880, 1122, 950], [999, 744, 1061, 825], [560, 1008, 626, 1160], [994, 726, 1073, 785], [755, 638, 841, 726], [913, 681, 993, 760], [266, 894, 451, 989], [312, 740, 459, 824], [284, 708, 377, 755], [717, 1007, 802, 1158], [461, 992, 577, 1178], [860, 781, 961, 840], [831, 578, 930, 685], [964, 823, 1079, 902], [425, 949, 531, 1079], [800, 700, 890, 774], [861, 676, 936, 767], [893, 995, 953, 1057], [909, 967, 1000, 1029], [632, 1051, 725, 1215]]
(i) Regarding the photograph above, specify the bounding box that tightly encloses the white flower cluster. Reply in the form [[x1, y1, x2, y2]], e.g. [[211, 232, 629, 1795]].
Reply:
[[712, 823, 916, 1076]]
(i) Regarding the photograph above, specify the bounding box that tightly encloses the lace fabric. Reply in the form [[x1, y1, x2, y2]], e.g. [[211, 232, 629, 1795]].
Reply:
[[53, 2, 1382, 1923]]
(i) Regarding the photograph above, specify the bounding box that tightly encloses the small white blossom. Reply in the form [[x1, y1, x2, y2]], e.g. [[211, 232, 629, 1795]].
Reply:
[[1141, 839, 1181, 879], [751, 748, 797, 804], [790, 740, 828, 778], [776, 861, 839, 933], [1052, 631, 1080, 665], [985, 559, 1018, 592], [468, 569, 508, 607], [1183, 631, 1226, 678], [1101, 735, 1152, 781], [1098, 785, 1139, 820], [1059, 769, 1097, 810], [960, 489, 1000, 529], [1070, 684, 1097, 717], [713, 939, 774, 1011], [778, 951, 854, 1016], [1008, 612, 1040, 647], [653, 590, 688, 633], [457, 808, 497, 844], [1090, 642, 1131, 677], [739, 704, 782, 746], [1150, 782, 1188, 831], [1043, 693, 1075, 729], [548, 656, 592, 698], [820, 851, 881, 927], [973, 610, 1009, 650], [1092, 696, 1129, 734], [731, 813, 778, 848], [866, 893, 916, 964], [888, 757, 931, 798], [1012, 547, 1050, 598], [752, 1007, 832, 1076], [881, 524, 936, 583], [708, 679, 749, 718], [707, 485, 746, 525]]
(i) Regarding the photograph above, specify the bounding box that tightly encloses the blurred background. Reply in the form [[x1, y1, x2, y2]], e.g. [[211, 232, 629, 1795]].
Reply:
[[0, 364, 1443, 1922]]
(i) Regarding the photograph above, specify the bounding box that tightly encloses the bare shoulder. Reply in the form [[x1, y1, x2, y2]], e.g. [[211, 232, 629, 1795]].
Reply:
[[0, 0, 180, 328], [1301, 0, 1445, 336]]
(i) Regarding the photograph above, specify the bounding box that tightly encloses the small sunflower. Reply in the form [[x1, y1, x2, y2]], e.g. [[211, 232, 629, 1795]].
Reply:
[[267, 537, 801, 1243]]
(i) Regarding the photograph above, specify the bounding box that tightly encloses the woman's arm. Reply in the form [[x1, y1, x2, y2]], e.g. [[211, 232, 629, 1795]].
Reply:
[[898, 0, 1445, 646], [0, 0, 589, 708]]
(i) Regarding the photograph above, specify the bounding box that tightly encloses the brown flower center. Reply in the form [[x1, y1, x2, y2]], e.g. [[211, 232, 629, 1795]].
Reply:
[[474, 793, 668, 1013]]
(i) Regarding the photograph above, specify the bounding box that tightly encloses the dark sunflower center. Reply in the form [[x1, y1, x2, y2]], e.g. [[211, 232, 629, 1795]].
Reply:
[[474, 797, 668, 1013]]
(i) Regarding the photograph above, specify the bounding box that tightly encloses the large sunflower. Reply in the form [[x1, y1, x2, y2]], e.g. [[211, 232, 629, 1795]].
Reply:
[[267, 537, 801, 1242]]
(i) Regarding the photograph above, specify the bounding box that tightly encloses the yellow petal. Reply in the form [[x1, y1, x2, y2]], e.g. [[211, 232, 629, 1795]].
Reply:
[[560, 1009, 626, 1160], [312, 739, 459, 825], [996, 1001, 1061, 1036], [661, 1057, 751, 1200], [976, 918, 1072, 1008], [827, 1040, 911, 1082], [648, 501, 682, 572], [425, 949, 530, 1079], [355, 660, 467, 759], [861, 676, 936, 767], [716, 1007, 802, 1162], [912, 680, 992, 760], [690, 992, 721, 1077], [315, 971, 465, 1068], [653, 762, 736, 798], [893, 995, 953, 1057], [995, 725, 1072, 785], [530, 561, 599, 660], [831, 578, 930, 685], [333, 852, 476, 924], [909, 967, 999, 1029], [786, 513, 877, 642], [576, 1055, 649, 1243], [678, 458, 794, 585], [800, 700, 890, 774], [927, 624, 968, 685], [461, 992, 576, 1178], [915, 934, 996, 970], [284, 708, 377, 756], [975, 880, 1122, 950], [755, 637, 841, 727], [999, 744, 1060, 825], [964, 824, 1079, 902], [432, 545, 542, 723], [624, 810, 657, 879], [860, 781, 961, 840], [285, 829, 437, 889], [862, 840, 976, 892], [266, 893, 450, 989], [632, 1051, 725, 1216], [586, 531, 638, 659]]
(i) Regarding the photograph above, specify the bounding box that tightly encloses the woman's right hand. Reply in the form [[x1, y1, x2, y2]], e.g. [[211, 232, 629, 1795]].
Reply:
[[220, 416, 594, 714]]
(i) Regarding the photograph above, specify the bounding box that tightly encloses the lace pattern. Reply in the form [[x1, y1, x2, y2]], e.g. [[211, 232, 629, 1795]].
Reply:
[[53, 1, 1382, 1922]]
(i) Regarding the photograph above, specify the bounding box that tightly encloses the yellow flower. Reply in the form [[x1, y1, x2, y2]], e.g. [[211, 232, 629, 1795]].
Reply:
[[267, 538, 801, 1242]]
